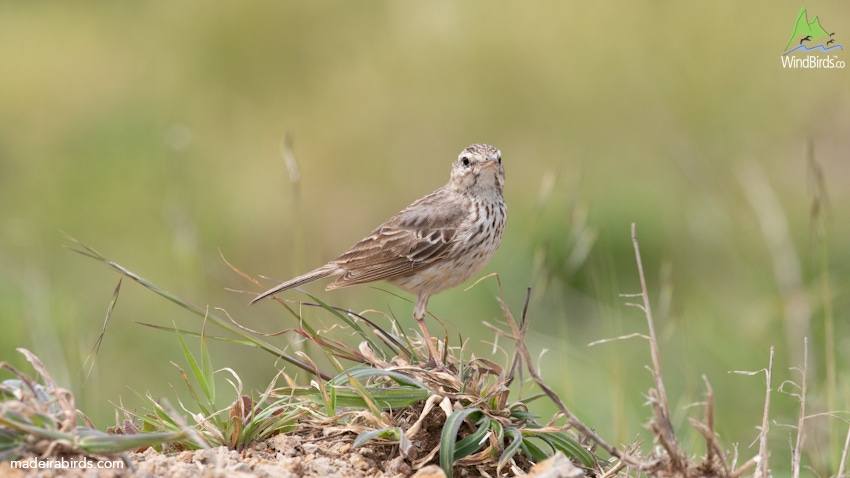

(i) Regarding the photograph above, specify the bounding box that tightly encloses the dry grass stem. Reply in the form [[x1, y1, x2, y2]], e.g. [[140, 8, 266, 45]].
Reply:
[[757, 346, 775, 478], [791, 337, 808, 478], [838, 421, 850, 477], [629, 223, 686, 472]]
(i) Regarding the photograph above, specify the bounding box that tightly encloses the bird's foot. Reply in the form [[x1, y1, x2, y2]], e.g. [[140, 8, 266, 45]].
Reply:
[[423, 355, 439, 369], [414, 316, 442, 368]]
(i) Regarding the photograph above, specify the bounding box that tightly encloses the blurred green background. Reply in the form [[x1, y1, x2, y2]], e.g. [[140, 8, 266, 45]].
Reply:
[[1, 1, 848, 473]]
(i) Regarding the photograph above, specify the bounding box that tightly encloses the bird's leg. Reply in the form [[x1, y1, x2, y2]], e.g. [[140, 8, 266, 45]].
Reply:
[[414, 293, 441, 366]]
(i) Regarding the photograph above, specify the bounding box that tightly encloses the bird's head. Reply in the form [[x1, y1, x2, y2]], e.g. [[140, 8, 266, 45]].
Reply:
[[449, 143, 504, 195]]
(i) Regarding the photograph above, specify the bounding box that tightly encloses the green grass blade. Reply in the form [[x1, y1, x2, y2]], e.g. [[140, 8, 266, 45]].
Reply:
[[497, 428, 524, 472], [520, 438, 548, 462], [440, 408, 482, 477], [452, 415, 490, 461], [77, 428, 193, 454], [353, 427, 394, 448], [29, 413, 58, 430], [328, 380, 337, 416], [300, 301, 411, 356], [200, 320, 215, 406], [138, 323, 257, 346], [346, 374, 383, 421], [174, 326, 214, 407], [529, 431, 595, 468], [64, 236, 332, 380], [330, 365, 428, 390], [0, 416, 71, 442], [508, 410, 540, 421], [301, 293, 383, 352], [289, 385, 428, 409]]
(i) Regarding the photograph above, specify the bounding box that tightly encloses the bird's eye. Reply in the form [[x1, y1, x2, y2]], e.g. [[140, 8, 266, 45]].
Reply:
[[497, 156, 501, 164], [461, 157, 470, 167]]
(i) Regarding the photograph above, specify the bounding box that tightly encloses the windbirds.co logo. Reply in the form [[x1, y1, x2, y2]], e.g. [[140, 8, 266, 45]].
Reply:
[[781, 7, 844, 69]]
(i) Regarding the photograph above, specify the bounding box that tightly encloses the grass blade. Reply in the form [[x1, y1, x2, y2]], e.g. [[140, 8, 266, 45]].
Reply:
[[498, 428, 524, 473], [440, 408, 482, 477], [64, 235, 332, 380], [174, 325, 214, 407]]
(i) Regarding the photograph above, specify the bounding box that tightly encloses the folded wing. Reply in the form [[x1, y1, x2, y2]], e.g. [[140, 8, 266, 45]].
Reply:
[[327, 196, 465, 288]]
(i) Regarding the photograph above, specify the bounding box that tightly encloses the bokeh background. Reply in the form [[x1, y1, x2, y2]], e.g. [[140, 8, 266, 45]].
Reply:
[[1, 1, 848, 473]]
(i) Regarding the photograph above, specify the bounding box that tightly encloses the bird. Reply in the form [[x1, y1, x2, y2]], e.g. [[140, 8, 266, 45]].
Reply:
[[827, 39, 835, 45], [800, 35, 812, 44], [251, 143, 507, 364]]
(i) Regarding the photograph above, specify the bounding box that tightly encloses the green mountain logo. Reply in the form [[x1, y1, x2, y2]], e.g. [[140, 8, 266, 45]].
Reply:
[[780, 7, 845, 68], [785, 7, 834, 51]]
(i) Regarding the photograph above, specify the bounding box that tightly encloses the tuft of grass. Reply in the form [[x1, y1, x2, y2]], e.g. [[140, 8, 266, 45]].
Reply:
[[114, 323, 310, 452], [256, 291, 600, 477], [0, 348, 195, 462]]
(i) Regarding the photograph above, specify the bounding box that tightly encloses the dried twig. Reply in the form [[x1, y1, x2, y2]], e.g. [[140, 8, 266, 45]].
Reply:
[[629, 223, 686, 471], [688, 375, 730, 476], [791, 338, 808, 478], [757, 346, 775, 478], [838, 421, 850, 478]]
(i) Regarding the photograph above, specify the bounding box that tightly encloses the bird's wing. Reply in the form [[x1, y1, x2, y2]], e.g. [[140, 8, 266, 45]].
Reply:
[[326, 191, 466, 288]]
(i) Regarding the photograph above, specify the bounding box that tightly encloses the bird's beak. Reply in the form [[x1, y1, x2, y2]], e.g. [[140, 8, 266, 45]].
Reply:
[[482, 156, 500, 167]]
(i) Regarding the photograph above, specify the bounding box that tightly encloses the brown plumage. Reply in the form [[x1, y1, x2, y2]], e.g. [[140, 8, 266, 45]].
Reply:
[[252, 143, 506, 362]]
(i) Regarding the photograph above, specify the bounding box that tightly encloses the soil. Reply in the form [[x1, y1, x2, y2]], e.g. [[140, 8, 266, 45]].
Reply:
[[1, 434, 410, 478], [0, 433, 583, 478]]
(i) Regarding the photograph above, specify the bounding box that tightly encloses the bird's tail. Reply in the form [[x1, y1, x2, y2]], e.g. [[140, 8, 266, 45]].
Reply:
[[250, 265, 337, 304]]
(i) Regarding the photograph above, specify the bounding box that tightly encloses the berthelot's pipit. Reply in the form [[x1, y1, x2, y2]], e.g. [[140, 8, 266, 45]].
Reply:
[[252, 143, 506, 363]]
